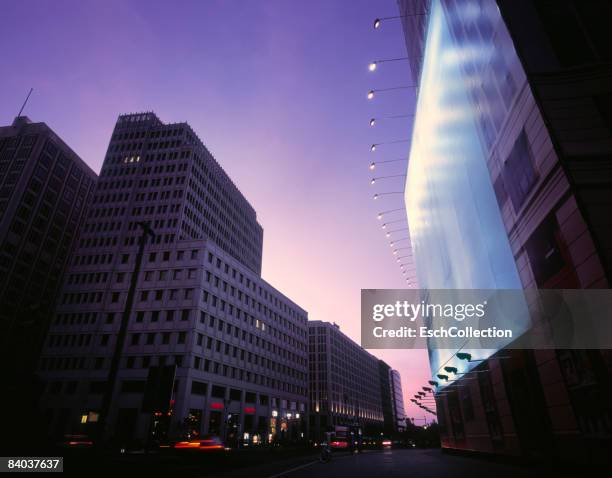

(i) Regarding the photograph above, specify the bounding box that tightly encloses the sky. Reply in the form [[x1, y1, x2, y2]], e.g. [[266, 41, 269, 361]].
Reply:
[[0, 0, 432, 423]]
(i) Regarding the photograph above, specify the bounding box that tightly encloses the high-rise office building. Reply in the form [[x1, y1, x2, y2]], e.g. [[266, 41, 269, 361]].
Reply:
[[390, 369, 406, 432], [308, 320, 388, 439], [0, 116, 96, 381], [378, 360, 395, 434], [38, 112, 307, 447], [399, 0, 612, 464]]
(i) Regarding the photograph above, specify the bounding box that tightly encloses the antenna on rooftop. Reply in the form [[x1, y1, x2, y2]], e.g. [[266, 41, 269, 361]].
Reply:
[[17, 88, 33, 118]]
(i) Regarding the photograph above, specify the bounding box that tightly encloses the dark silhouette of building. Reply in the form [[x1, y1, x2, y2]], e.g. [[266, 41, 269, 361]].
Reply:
[[379, 360, 395, 434], [390, 369, 406, 432], [0, 116, 97, 450]]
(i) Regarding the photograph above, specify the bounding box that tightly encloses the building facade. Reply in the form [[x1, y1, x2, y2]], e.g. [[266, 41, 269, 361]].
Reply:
[[400, 0, 611, 464], [308, 320, 387, 439], [0, 115, 96, 385], [38, 112, 307, 447], [378, 360, 395, 434], [390, 369, 406, 432]]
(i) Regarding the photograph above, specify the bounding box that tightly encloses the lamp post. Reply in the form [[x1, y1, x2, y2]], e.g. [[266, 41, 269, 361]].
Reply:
[[97, 221, 155, 446], [382, 219, 407, 230], [367, 87, 416, 101], [371, 139, 411, 152], [370, 158, 408, 170], [456, 351, 512, 362], [371, 174, 407, 185], [386, 228, 409, 237], [373, 12, 429, 29], [377, 207, 405, 220], [369, 114, 415, 126], [392, 246, 411, 254], [373, 192, 403, 200], [395, 255, 412, 262], [368, 57, 410, 72]]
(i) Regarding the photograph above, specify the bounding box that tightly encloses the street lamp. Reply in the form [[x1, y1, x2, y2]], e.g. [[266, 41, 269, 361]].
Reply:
[[389, 237, 410, 247], [386, 227, 409, 236], [371, 139, 411, 152], [368, 57, 410, 71], [377, 207, 405, 220], [366, 87, 416, 101], [369, 158, 408, 170], [371, 174, 406, 185], [382, 218, 406, 230], [97, 222, 155, 446], [373, 191, 403, 200], [392, 246, 411, 254], [373, 12, 429, 29], [457, 351, 512, 362], [369, 114, 415, 126]]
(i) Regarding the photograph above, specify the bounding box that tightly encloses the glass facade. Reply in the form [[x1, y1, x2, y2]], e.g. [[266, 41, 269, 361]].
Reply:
[[404, 0, 530, 381]]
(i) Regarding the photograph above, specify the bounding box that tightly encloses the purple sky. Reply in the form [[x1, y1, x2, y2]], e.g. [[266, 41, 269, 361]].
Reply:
[[1, 0, 431, 423]]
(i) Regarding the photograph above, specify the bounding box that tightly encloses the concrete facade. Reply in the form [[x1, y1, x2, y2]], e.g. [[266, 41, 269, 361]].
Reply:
[[308, 320, 387, 439], [38, 112, 307, 447], [390, 369, 406, 432]]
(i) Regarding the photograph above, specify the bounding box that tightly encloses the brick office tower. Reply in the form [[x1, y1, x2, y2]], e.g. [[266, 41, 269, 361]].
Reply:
[[39, 112, 308, 448], [0, 116, 96, 445]]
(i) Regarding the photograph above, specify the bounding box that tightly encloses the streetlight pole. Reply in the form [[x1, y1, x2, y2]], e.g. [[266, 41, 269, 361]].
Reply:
[[97, 221, 155, 446]]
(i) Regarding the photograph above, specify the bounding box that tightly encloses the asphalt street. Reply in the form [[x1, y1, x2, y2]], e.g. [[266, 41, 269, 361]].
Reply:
[[247, 448, 583, 478]]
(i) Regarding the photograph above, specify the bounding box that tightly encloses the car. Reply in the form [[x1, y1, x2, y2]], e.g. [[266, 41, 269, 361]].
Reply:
[[173, 435, 226, 452], [58, 434, 94, 448], [328, 438, 349, 450]]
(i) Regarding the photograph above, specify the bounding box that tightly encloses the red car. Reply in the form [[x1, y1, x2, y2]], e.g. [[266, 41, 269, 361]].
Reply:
[[58, 434, 94, 448], [328, 438, 349, 449], [173, 435, 226, 452]]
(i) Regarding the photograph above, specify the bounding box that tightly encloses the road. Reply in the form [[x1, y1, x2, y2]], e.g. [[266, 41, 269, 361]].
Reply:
[[254, 448, 580, 478]]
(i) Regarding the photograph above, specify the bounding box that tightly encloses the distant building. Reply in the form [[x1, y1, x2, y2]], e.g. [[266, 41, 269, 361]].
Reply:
[[0, 116, 96, 382], [400, 0, 612, 464], [308, 320, 393, 439], [378, 360, 395, 434], [390, 369, 406, 432], [38, 112, 307, 447]]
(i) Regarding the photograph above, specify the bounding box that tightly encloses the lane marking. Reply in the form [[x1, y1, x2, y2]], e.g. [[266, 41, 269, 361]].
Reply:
[[266, 460, 319, 478]]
